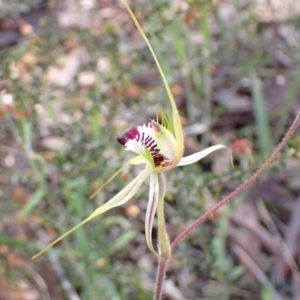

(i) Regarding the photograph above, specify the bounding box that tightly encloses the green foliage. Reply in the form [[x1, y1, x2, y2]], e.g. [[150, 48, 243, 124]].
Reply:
[[251, 70, 273, 159], [1, 0, 299, 299]]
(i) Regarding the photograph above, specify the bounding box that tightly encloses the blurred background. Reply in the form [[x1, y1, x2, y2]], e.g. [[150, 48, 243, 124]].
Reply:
[[0, 0, 300, 299]]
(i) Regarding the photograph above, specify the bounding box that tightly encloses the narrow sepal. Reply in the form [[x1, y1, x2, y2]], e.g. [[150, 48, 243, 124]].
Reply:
[[177, 145, 227, 166], [156, 173, 170, 257], [145, 172, 159, 256], [129, 155, 148, 165], [121, 0, 184, 163], [32, 168, 150, 259], [90, 155, 147, 199]]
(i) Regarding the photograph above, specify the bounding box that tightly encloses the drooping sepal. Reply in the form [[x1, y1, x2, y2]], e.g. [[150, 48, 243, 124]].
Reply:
[[156, 173, 170, 257], [90, 155, 149, 199], [145, 172, 159, 256], [32, 168, 150, 259]]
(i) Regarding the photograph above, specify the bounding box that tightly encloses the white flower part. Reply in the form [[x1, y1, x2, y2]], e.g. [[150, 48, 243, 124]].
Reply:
[[145, 171, 159, 255], [177, 145, 227, 166], [117, 123, 165, 167], [126, 124, 153, 152]]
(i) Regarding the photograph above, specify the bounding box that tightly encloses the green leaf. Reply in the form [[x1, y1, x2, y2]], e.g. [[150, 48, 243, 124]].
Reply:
[[250, 70, 273, 159], [0, 234, 38, 250], [275, 68, 300, 141], [22, 188, 45, 215]]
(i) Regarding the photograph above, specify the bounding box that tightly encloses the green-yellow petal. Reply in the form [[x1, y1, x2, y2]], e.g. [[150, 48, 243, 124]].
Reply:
[[121, 0, 184, 163], [32, 168, 150, 259]]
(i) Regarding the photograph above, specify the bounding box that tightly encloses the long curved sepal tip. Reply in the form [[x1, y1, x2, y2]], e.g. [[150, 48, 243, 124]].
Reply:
[[120, 0, 184, 161], [32, 168, 150, 259]]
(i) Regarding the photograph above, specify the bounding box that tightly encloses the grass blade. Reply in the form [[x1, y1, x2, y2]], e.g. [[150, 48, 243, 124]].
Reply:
[[250, 70, 273, 159], [274, 69, 300, 141]]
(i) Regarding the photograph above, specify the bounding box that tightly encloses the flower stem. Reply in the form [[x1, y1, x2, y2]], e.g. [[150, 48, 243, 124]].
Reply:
[[171, 112, 300, 251], [154, 255, 169, 300], [154, 173, 170, 300]]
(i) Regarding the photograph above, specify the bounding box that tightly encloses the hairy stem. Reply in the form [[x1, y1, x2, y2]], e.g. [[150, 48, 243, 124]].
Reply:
[[154, 173, 170, 300], [154, 255, 169, 300], [171, 113, 300, 251]]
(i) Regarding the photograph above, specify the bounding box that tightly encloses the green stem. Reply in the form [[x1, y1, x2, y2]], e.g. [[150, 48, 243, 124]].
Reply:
[[154, 173, 170, 300], [154, 256, 169, 300]]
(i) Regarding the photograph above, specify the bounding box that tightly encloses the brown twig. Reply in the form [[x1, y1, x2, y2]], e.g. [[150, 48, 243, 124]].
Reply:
[[171, 112, 300, 251]]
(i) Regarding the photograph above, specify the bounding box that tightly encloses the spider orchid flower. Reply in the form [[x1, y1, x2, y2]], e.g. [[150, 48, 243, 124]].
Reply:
[[32, 1, 226, 260], [114, 120, 226, 255]]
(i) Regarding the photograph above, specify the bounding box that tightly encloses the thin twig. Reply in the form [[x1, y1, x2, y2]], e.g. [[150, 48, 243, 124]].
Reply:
[[171, 112, 300, 251], [29, 221, 81, 300], [257, 198, 300, 286], [48, 252, 81, 300], [233, 245, 282, 300]]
